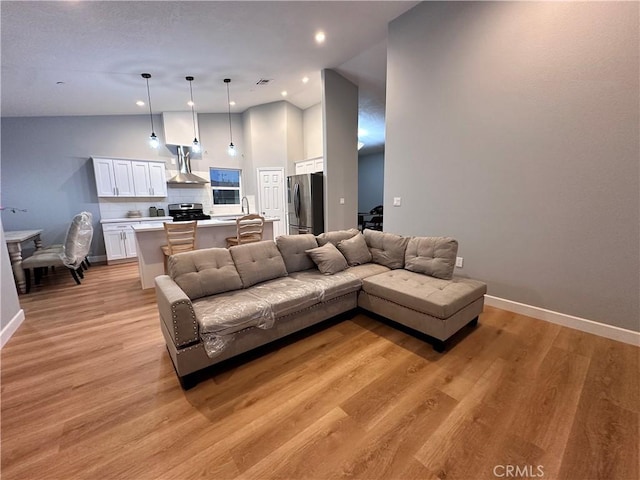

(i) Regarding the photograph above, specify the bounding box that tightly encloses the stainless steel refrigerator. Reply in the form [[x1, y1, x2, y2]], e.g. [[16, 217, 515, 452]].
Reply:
[[287, 173, 324, 235]]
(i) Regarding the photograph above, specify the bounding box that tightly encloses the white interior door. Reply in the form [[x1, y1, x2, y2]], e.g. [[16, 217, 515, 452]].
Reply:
[[257, 167, 286, 238]]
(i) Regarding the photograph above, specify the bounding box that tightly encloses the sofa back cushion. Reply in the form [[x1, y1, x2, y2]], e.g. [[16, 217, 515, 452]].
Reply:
[[169, 248, 243, 300], [337, 232, 372, 266], [316, 228, 359, 246], [363, 229, 409, 269], [275, 234, 318, 273], [229, 240, 288, 288], [404, 236, 458, 280]]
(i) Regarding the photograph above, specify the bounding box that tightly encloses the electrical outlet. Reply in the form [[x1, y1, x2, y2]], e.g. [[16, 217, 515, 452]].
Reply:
[[455, 257, 464, 268], [393, 197, 401, 207], [339, 197, 345, 205]]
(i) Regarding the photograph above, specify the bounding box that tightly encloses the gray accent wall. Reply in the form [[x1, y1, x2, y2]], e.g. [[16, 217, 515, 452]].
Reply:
[[385, 2, 639, 331], [1, 113, 246, 257], [322, 69, 359, 231], [358, 151, 384, 213]]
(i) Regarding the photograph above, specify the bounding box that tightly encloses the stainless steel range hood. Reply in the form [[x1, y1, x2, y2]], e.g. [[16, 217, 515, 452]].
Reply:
[[167, 145, 209, 184], [162, 112, 209, 184]]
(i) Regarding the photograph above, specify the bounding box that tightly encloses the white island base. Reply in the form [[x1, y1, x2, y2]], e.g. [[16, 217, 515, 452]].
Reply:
[[132, 218, 276, 289]]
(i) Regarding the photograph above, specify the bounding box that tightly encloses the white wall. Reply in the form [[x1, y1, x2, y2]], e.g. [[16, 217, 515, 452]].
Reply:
[[386, 1, 639, 331], [243, 101, 303, 196], [322, 69, 359, 231], [0, 218, 23, 342], [303, 103, 323, 160]]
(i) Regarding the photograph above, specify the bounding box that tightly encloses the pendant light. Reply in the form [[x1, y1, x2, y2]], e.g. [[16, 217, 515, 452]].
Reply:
[[186, 76, 201, 153], [224, 78, 236, 157], [141, 73, 159, 148]]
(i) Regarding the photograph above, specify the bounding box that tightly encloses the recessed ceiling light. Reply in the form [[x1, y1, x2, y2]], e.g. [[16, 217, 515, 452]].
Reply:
[[281, 91, 288, 97], [187, 100, 194, 107], [229, 101, 236, 106], [136, 100, 145, 107], [315, 31, 326, 44], [56, 81, 65, 85], [302, 76, 309, 84]]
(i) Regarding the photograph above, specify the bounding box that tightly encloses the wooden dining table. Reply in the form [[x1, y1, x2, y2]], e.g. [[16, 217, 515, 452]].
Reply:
[[5, 229, 43, 293]]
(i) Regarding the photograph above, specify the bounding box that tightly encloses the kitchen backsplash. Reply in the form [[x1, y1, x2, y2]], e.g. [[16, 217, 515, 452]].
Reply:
[[97, 166, 260, 219], [98, 185, 213, 219]]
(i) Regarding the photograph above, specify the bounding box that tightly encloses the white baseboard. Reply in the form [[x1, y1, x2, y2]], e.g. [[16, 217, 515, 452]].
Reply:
[[484, 295, 639, 346], [1, 308, 25, 349]]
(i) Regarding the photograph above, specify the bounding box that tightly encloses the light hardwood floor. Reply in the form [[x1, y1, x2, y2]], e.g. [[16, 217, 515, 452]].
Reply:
[[1, 262, 638, 480]]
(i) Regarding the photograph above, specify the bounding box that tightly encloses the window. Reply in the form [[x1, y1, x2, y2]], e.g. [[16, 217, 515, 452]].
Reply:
[[210, 168, 242, 205]]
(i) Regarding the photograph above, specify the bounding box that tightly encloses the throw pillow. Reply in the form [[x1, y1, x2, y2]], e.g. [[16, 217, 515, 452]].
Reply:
[[305, 242, 348, 275], [337, 232, 372, 266]]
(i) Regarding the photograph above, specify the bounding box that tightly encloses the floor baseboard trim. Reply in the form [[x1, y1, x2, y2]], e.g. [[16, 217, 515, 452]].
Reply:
[[1, 308, 25, 349], [484, 295, 639, 346]]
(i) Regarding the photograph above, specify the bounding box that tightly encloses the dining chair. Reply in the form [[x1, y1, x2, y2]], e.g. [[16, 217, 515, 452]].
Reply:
[[33, 211, 94, 269], [362, 205, 383, 231], [22, 211, 93, 292], [225, 214, 265, 247], [161, 221, 198, 273]]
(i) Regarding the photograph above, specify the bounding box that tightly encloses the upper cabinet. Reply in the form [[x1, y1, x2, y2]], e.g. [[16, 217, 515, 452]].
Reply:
[[294, 158, 324, 175], [131, 161, 167, 197], [92, 157, 167, 198]]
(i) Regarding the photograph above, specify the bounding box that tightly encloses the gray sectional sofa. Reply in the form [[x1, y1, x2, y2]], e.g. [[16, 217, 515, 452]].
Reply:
[[155, 228, 487, 388]]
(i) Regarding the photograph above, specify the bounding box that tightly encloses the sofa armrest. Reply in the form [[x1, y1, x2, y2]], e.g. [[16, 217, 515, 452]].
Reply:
[[155, 275, 199, 348]]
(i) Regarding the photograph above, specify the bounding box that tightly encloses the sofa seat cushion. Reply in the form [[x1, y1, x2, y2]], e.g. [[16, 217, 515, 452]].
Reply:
[[346, 263, 391, 280], [193, 290, 273, 336], [276, 234, 318, 273], [248, 277, 322, 317], [169, 248, 243, 300], [229, 241, 288, 288], [290, 269, 362, 302], [361, 270, 487, 319]]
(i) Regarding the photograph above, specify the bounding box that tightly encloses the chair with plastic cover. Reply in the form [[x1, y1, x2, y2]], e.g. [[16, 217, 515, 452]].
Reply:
[[22, 211, 94, 291]]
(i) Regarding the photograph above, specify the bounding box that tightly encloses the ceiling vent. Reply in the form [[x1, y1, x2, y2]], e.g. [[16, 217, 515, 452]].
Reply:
[[256, 78, 272, 85]]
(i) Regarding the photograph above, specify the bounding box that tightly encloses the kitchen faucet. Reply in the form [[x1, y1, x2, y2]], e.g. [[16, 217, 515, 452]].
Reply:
[[241, 196, 249, 214]]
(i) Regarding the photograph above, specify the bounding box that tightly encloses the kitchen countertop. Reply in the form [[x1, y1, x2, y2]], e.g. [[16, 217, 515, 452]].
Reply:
[[131, 216, 280, 232], [100, 216, 173, 224]]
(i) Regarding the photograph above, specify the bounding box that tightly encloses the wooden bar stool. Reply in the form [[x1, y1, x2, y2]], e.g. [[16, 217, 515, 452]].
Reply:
[[226, 214, 264, 247], [161, 221, 198, 273]]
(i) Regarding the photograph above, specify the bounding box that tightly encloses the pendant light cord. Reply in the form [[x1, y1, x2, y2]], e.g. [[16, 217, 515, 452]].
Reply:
[[226, 80, 233, 144], [144, 76, 155, 134], [188, 78, 197, 139]]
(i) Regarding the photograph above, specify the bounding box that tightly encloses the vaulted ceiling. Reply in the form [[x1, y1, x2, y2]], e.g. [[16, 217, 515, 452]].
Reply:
[[1, 1, 418, 152]]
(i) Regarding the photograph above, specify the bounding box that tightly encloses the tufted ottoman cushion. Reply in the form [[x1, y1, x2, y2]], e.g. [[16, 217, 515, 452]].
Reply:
[[362, 269, 487, 319]]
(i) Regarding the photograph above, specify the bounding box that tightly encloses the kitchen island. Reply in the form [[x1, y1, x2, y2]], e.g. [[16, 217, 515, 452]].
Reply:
[[132, 217, 277, 289]]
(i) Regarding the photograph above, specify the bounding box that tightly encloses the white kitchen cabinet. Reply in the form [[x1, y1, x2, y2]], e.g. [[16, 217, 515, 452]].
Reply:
[[93, 157, 166, 198], [131, 161, 167, 197], [103, 223, 138, 263], [294, 158, 323, 174]]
